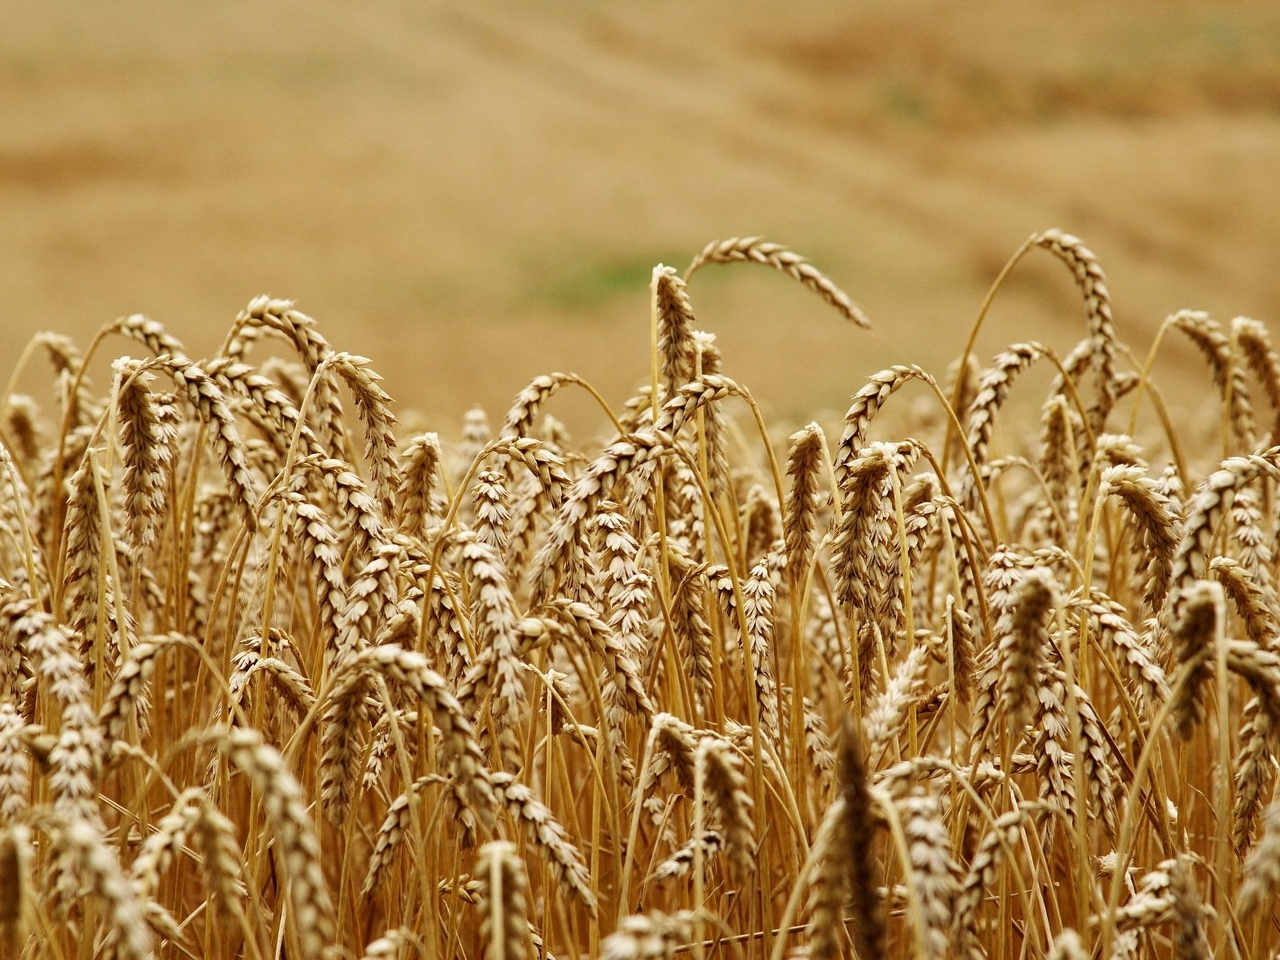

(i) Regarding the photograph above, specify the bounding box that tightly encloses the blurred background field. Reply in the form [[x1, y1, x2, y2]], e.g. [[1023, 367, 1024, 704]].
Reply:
[[2, 0, 1279, 436]]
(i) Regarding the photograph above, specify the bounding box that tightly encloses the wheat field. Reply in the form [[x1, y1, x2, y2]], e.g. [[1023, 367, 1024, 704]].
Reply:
[[0, 231, 1277, 959]]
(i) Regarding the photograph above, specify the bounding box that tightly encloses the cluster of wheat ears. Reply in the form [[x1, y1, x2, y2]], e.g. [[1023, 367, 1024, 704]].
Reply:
[[1, 230, 1279, 960]]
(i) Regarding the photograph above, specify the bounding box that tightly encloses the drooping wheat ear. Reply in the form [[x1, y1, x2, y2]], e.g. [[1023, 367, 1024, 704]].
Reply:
[[491, 771, 597, 913], [1102, 465, 1179, 615], [1113, 858, 1177, 933], [693, 735, 755, 885], [204, 354, 324, 463], [783, 422, 825, 587], [105, 312, 186, 359], [0, 706, 28, 826], [685, 236, 871, 327], [233, 296, 349, 455], [362, 702, 419, 792], [111, 358, 177, 554], [489, 436, 572, 576], [457, 532, 526, 771], [395, 432, 446, 542], [643, 712, 700, 793], [1212, 556, 1279, 655], [190, 795, 247, 921], [1033, 229, 1119, 432], [220, 726, 335, 960], [424, 567, 471, 686], [962, 342, 1048, 496], [544, 598, 654, 726], [229, 651, 316, 737], [1053, 665, 1118, 833], [3, 600, 100, 825], [648, 830, 724, 884], [471, 470, 511, 552], [129, 785, 247, 914], [37, 812, 154, 960], [477, 840, 532, 960], [321, 645, 494, 831], [1165, 450, 1280, 626], [34, 331, 96, 428], [897, 785, 961, 960], [1169, 857, 1211, 960], [651, 372, 748, 443], [0, 824, 25, 956], [1167, 580, 1224, 738], [952, 802, 1049, 946], [97, 636, 169, 748], [1234, 315, 1280, 445], [280, 472, 349, 662], [531, 431, 672, 603], [1069, 592, 1169, 715], [312, 351, 399, 518], [600, 910, 699, 960], [1168, 309, 1258, 452], [864, 643, 931, 760], [501, 372, 586, 439], [1233, 694, 1276, 856], [361, 773, 436, 900], [154, 354, 259, 521], [834, 365, 932, 488]]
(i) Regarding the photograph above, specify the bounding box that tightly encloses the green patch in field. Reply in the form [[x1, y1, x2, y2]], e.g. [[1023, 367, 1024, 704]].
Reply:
[[528, 251, 684, 314]]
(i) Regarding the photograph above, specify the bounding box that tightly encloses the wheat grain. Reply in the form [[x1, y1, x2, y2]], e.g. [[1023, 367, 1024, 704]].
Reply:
[[477, 840, 532, 960]]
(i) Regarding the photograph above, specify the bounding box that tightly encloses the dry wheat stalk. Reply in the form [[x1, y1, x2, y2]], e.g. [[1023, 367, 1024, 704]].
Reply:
[[835, 365, 933, 488], [1033, 229, 1120, 435], [0, 824, 25, 956]]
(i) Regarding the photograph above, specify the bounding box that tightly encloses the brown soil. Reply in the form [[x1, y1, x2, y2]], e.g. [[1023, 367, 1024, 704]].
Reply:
[[3, 1, 1279, 439]]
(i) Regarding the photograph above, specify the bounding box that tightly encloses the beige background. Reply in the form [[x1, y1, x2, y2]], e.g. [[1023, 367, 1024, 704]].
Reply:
[[3, 1, 1279, 439]]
